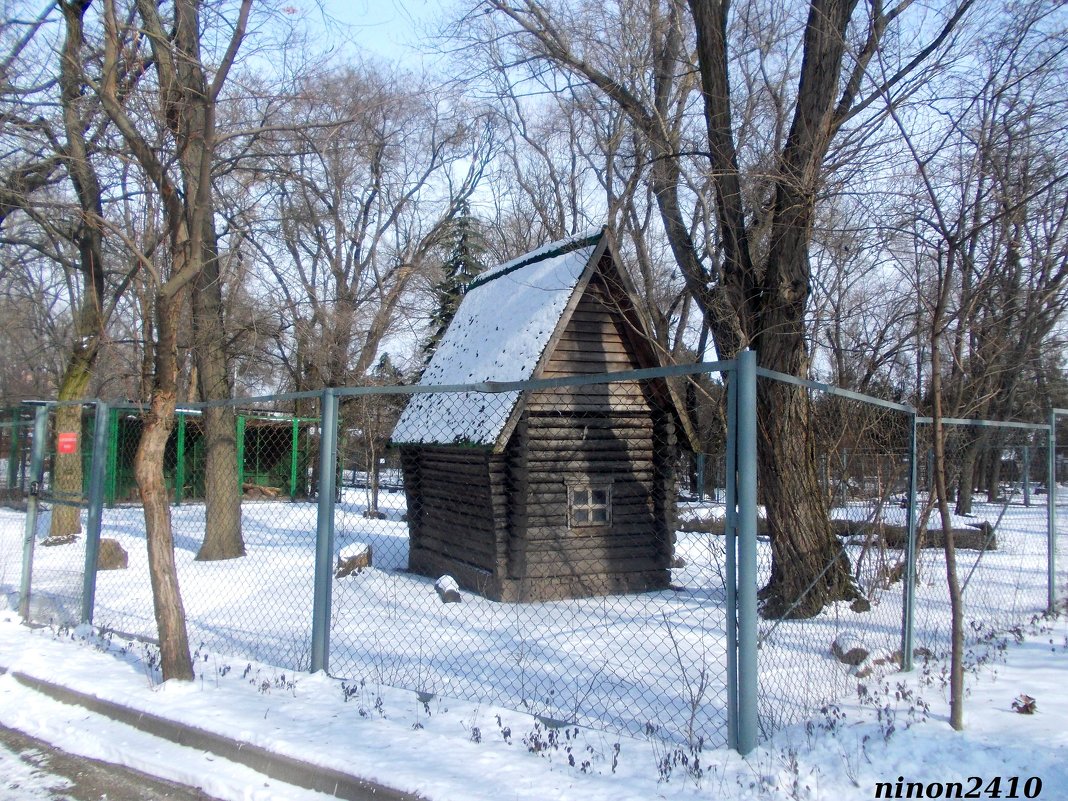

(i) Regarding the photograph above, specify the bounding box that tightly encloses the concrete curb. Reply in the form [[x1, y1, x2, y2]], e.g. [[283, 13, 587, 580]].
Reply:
[[4, 668, 425, 801]]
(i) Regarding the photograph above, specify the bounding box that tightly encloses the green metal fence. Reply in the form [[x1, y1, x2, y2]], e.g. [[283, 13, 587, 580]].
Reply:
[[0, 406, 34, 503], [97, 407, 317, 507]]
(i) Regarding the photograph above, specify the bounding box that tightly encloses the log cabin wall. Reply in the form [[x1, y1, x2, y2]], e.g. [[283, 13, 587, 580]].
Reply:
[[496, 274, 673, 601], [402, 446, 507, 597]]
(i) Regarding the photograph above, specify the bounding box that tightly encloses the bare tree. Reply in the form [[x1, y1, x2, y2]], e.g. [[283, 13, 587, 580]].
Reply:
[[890, 0, 1068, 728], [0, 241, 69, 403], [242, 64, 487, 394], [46, 0, 113, 541], [85, 0, 256, 681], [480, 65, 699, 356], [0, 2, 141, 539], [809, 196, 918, 396], [457, 0, 974, 616]]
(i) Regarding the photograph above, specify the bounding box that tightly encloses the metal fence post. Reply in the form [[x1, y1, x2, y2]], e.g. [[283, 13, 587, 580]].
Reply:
[[1048, 410, 1057, 613], [901, 410, 919, 671], [236, 414, 247, 492], [19, 404, 49, 621], [724, 365, 739, 750], [290, 416, 300, 500], [311, 389, 339, 673], [736, 350, 759, 755], [81, 401, 110, 625], [175, 412, 186, 506]]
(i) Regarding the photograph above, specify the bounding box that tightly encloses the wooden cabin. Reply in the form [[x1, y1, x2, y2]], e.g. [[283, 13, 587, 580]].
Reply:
[[391, 229, 687, 602]]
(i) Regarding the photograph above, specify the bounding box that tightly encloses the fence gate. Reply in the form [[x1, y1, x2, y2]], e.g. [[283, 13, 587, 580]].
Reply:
[[20, 401, 110, 628]]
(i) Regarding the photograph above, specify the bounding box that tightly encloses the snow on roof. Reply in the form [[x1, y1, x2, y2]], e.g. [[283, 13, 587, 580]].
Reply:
[[391, 231, 603, 448], [470, 227, 603, 287]]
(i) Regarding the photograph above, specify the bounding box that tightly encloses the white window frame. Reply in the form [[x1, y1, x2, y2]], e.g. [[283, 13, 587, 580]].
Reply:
[[567, 482, 613, 529]]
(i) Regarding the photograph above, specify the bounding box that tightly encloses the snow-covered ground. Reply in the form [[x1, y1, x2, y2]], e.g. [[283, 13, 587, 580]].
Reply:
[[1, 483, 1066, 799], [0, 595, 1065, 800], [10, 488, 1062, 743]]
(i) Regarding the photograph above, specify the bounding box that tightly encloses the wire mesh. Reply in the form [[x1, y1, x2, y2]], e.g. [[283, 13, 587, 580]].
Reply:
[[328, 374, 731, 748], [911, 422, 1052, 658], [21, 402, 96, 628], [0, 407, 34, 503], [753, 376, 914, 737], [84, 399, 322, 670], [1054, 415, 1068, 607]]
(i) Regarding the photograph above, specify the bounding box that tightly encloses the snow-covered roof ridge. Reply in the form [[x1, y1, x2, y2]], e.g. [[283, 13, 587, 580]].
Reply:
[[468, 228, 604, 291], [391, 230, 606, 448]]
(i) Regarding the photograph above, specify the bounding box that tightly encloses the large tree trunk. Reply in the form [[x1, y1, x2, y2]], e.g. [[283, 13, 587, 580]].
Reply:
[[687, 0, 862, 618], [985, 443, 1004, 503], [134, 293, 194, 682], [195, 405, 243, 560], [192, 244, 243, 562], [46, 352, 94, 540], [955, 468, 975, 515], [173, 1, 243, 562], [755, 368, 858, 618], [49, 0, 108, 540], [954, 429, 981, 516], [749, 74, 862, 616], [137, 285, 155, 402], [89, 0, 251, 683]]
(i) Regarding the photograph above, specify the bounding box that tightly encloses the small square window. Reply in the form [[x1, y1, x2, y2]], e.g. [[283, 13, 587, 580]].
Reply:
[[568, 483, 612, 529]]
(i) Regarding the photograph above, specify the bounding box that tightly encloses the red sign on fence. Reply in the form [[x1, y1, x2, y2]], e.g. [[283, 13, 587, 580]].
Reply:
[[57, 432, 78, 454]]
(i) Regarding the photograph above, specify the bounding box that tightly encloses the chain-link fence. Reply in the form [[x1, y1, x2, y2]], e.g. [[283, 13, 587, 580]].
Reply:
[[911, 420, 1052, 656], [86, 399, 323, 670], [18, 402, 98, 626], [752, 372, 916, 736], [9, 361, 1066, 756], [1051, 410, 1068, 615], [751, 369, 1064, 741], [16, 399, 324, 672], [328, 374, 732, 750]]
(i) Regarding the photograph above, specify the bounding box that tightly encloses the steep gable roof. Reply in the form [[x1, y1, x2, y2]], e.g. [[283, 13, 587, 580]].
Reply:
[[390, 227, 704, 454], [391, 230, 605, 448]]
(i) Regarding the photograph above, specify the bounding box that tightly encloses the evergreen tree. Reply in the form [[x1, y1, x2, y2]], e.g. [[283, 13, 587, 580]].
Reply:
[[423, 204, 487, 362]]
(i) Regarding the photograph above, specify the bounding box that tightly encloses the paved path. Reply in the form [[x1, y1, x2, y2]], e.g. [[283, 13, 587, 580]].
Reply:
[[1, 669, 421, 801], [0, 722, 220, 800]]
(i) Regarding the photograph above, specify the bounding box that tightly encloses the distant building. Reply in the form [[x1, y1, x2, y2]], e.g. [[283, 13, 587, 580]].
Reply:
[[89, 409, 316, 506]]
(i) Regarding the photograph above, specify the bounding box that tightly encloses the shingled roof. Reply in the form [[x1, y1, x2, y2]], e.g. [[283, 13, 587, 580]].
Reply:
[[390, 229, 607, 448]]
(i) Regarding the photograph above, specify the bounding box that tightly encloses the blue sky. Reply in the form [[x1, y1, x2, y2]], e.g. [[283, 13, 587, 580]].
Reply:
[[310, 0, 443, 62]]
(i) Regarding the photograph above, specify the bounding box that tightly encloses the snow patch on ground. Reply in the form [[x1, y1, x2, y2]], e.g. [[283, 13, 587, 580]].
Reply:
[[0, 600, 1065, 801]]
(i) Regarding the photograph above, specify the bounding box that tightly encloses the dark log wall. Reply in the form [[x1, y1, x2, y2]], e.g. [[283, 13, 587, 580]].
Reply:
[[402, 446, 509, 595], [539, 276, 641, 380], [505, 275, 674, 599]]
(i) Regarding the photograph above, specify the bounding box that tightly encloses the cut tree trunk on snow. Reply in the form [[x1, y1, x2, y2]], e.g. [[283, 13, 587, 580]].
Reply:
[[679, 516, 997, 551]]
